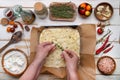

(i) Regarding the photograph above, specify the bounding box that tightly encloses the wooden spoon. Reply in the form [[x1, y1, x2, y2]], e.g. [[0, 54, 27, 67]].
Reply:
[[0, 31, 22, 53]]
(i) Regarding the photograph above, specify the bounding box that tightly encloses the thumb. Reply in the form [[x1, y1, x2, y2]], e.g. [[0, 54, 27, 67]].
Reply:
[[45, 44, 55, 51], [62, 51, 69, 61]]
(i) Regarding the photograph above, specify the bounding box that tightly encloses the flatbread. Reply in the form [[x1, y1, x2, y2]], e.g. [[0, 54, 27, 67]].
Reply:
[[39, 28, 80, 68]]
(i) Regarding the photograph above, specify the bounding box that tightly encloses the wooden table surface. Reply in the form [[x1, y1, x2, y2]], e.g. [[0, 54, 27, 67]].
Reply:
[[0, 0, 120, 80]]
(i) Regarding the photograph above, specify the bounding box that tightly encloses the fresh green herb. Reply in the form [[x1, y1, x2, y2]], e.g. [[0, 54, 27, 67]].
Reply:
[[50, 4, 75, 18], [52, 42, 64, 51], [96, 29, 111, 44], [55, 43, 64, 51]]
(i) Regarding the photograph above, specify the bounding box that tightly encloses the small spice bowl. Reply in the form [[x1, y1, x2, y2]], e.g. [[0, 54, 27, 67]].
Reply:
[[78, 3, 92, 18], [94, 2, 113, 21], [97, 56, 116, 75]]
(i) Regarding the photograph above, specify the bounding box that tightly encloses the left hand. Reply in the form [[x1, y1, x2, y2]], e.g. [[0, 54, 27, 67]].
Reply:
[[35, 42, 55, 63]]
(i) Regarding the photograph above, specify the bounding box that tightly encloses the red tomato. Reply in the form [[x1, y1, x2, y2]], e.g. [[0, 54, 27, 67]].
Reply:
[[97, 28, 104, 35], [7, 27, 11, 32], [86, 5, 92, 11], [80, 3, 87, 8], [79, 9, 86, 15], [10, 27, 15, 33], [13, 24, 18, 28]]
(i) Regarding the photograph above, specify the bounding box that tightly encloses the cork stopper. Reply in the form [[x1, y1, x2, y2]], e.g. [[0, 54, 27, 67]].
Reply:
[[34, 2, 43, 11]]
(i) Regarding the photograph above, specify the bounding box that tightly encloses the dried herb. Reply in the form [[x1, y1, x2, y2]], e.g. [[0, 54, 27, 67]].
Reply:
[[50, 4, 75, 18]]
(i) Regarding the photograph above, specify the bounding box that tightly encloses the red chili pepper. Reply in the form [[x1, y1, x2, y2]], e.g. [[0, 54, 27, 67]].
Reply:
[[15, 21, 24, 30], [103, 45, 114, 53], [96, 35, 110, 55], [103, 43, 111, 50]]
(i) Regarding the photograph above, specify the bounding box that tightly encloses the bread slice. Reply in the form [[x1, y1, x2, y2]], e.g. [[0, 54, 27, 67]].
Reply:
[[49, 2, 77, 21]]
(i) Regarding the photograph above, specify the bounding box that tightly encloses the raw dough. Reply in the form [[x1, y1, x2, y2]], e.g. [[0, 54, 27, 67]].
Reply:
[[39, 28, 80, 68]]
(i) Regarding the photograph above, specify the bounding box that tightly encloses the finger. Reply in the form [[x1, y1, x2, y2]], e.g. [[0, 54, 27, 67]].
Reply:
[[62, 51, 70, 61], [45, 44, 56, 51], [49, 47, 56, 53], [61, 53, 64, 58], [40, 42, 52, 47], [65, 50, 77, 57]]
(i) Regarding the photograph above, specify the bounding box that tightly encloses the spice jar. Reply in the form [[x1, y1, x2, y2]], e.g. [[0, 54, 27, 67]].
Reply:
[[34, 2, 48, 19], [14, 5, 36, 25], [4, 8, 16, 20]]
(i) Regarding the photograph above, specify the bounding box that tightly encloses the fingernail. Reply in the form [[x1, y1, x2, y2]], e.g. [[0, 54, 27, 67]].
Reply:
[[51, 44, 55, 47], [62, 51, 66, 54], [52, 47, 56, 50]]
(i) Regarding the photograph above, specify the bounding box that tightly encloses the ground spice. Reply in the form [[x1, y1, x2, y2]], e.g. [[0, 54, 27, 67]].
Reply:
[[34, 2, 48, 19]]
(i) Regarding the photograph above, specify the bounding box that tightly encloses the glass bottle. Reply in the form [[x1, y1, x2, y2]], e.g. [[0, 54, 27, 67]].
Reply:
[[13, 5, 36, 24]]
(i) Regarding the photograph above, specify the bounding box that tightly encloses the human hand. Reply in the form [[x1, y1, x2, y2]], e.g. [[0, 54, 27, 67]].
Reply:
[[35, 42, 55, 64], [62, 50, 79, 73]]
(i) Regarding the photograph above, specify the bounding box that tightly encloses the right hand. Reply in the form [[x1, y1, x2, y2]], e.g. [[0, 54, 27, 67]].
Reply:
[[62, 50, 79, 72]]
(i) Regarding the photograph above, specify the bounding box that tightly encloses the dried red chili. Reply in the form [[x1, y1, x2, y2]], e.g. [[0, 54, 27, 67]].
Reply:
[[103, 45, 114, 53], [15, 21, 24, 30], [96, 35, 111, 55], [103, 43, 111, 50]]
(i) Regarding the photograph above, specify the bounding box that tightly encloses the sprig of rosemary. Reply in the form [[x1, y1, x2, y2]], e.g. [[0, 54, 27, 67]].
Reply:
[[96, 29, 111, 44], [52, 42, 64, 51], [50, 4, 75, 18]]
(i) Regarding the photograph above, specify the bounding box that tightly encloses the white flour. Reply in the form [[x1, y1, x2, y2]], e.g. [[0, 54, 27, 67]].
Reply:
[[3, 51, 27, 74]]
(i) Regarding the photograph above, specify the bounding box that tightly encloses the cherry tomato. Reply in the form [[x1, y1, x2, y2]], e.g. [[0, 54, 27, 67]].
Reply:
[[80, 3, 86, 8], [13, 24, 18, 28], [6, 27, 11, 32], [86, 5, 92, 11], [97, 28, 104, 35], [9, 21, 15, 25], [10, 27, 15, 33]]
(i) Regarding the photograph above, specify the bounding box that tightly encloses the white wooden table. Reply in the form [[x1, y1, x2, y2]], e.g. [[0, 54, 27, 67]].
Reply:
[[0, 0, 120, 80]]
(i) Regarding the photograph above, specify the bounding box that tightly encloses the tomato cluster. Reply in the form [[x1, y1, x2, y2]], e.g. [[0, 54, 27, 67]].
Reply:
[[78, 3, 92, 17], [7, 24, 18, 33]]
